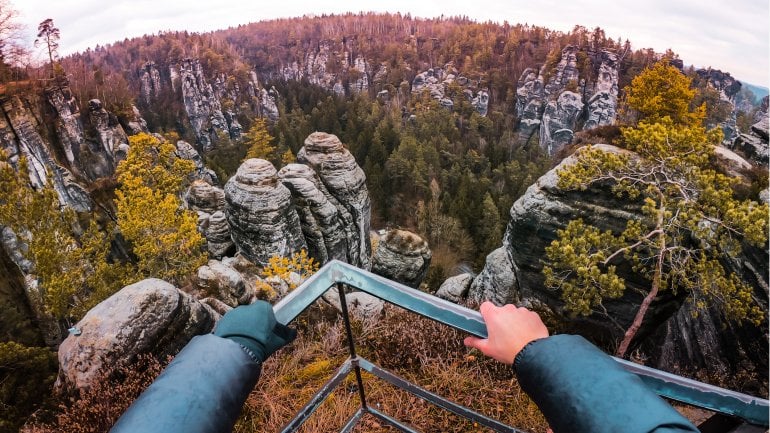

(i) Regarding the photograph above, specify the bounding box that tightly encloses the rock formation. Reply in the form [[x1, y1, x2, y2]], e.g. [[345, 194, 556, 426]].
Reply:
[[469, 145, 679, 343], [467, 143, 768, 382], [468, 247, 519, 305], [204, 211, 235, 258], [435, 273, 473, 303], [731, 96, 769, 167], [185, 179, 225, 214], [411, 65, 489, 116], [297, 132, 371, 269], [584, 50, 619, 130], [58, 278, 219, 389], [177, 58, 231, 151], [697, 68, 742, 144], [539, 91, 584, 155], [224, 159, 306, 266], [176, 140, 218, 184], [371, 229, 431, 288], [45, 85, 86, 174], [515, 46, 620, 156], [139, 62, 162, 104], [88, 99, 129, 163], [278, 163, 349, 264], [196, 259, 252, 307]]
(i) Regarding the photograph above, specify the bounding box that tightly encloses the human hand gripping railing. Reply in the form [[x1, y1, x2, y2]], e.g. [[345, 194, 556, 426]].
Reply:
[[273, 259, 770, 428]]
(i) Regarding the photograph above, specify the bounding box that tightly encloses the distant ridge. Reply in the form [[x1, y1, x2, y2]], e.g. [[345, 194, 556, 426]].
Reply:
[[744, 82, 769, 101]]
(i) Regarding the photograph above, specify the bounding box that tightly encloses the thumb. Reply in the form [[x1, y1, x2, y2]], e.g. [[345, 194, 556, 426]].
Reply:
[[464, 336, 489, 352]]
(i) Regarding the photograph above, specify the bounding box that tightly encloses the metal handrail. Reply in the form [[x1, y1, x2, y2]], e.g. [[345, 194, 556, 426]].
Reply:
[[273, 259, 770, 428]]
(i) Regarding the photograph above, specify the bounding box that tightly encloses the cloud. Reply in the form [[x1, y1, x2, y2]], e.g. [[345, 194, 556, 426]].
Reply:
[[13, 0, 769, 84]]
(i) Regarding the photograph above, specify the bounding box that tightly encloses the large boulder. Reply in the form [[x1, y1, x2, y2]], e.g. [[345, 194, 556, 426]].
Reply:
[[176, 140, 218, 185], [297, 133, 371, 269], [185, 179, 225, 214], [204, 211, 235, 259], [278, 163, 349, 264], [435, 273, 474, 303], [468, 247, 519, 306], [224, 159, 306, 266], [471, 145, 682, 344], [471, 143, 768, 383], [196, 259, 255, 307], [371, 229, 431, 289], [58, 279, 219, 389]]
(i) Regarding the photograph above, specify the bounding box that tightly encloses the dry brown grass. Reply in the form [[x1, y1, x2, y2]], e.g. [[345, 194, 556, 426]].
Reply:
[[237, 304, 549, 433]]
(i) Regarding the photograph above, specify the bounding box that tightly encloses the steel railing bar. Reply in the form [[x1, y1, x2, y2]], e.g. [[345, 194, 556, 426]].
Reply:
[[356, 357, 524, 433], [338, 407, 365, 433], [278, 358, 354, 433], [337, 283, 368, 409], [272, 260, 770, 427], [614, 357, 769, 426], [367, 407, 423, 433]]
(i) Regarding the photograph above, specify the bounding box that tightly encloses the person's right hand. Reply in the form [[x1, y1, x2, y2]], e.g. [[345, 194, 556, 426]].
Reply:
[[463, 302, 549, 365]]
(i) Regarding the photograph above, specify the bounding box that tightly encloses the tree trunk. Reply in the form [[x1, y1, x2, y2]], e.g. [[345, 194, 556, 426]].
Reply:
[[616, 231, 666, 358]]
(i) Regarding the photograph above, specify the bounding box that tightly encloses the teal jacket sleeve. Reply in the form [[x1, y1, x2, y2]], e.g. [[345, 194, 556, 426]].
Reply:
[[110, 334, 261, 433], [514, 335, 699, 433]]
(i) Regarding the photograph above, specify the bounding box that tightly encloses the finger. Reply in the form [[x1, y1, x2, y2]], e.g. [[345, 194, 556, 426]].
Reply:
[[479, 301, 495, 317], [464, 336, 489, 352]]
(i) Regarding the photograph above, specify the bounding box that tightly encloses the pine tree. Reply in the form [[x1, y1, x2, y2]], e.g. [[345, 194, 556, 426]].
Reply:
[[543, 63, 769, 358], [115, 133, 206, 284], [243, 118, 276, 162]]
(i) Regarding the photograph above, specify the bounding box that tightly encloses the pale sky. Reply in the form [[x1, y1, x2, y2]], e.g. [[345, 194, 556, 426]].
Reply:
[[15, 0, 770, 86]]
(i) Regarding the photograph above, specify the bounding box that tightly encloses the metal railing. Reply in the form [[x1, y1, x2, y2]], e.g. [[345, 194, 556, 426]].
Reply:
[[272, 260, 770, 432]]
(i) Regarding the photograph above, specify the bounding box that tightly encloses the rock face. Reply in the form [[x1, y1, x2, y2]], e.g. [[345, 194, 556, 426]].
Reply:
[[515, 68, 546, 145], [436, 273, 473, 303], [224, 159, 306, 266], [470, 145, 682, 344], [584, 50, 619, 130], [176, 140, 218, 184], [0, 95, 92, 212], [45, 85, 87, 175], [278, 163, 349, 264], [204, 211, 235, 258], [196, 259, 251, 307], [469, 144, 768, 382], [468, 247, 519, 305], [411, 65, 489, 116], [731, 96, 769, 167], [297, 132, 371, 269], [139, 62, 162, 104], [177, 58, 232, 151], [58, 278, 219, 389], [697, 68, 742, 144], [185, 180, 225, 214], [371, 229, 431, 289], [88, 99, 129, 163], [539, 91, 584, 155]]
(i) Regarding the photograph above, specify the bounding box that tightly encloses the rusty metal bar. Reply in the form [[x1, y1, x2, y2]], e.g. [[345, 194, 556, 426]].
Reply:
[[278, 358, 353, 433], [339, 407, 365, 433], [367, 407, 423, 433]]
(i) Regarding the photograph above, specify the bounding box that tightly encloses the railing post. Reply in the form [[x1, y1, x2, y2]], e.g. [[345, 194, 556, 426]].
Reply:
[[337, 283, 368, 410]]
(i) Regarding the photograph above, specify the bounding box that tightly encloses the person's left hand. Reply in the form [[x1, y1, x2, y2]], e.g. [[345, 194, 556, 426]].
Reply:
[[214, 301, 296, 361]]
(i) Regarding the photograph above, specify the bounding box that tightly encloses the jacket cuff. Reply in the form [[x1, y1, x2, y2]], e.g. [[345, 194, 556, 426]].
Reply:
[[513, 337, 547, 372]]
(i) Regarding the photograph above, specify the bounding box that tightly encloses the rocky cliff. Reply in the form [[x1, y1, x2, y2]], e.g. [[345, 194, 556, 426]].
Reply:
[[466, 144, 768, 383], [515, 47, 620, 156]]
